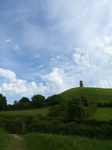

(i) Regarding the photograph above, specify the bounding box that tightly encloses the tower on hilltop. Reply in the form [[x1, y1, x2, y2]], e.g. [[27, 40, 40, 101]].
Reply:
[[80, 80, 83, 87]]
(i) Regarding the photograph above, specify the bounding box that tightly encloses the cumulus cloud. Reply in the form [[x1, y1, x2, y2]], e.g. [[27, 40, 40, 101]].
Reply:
[[41, 67, 76, 95], [0, 68, 49, 100], [0, 68, 16, 82]]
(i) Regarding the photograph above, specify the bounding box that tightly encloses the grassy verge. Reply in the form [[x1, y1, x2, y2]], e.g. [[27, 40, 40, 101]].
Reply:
[[89, 108, 112, 121], [23, 133, 112, 150], [0, 128, 25, 150], [0, 107, 49, 116]]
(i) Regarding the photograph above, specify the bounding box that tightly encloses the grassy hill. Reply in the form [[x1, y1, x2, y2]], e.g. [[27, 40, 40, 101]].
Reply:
[[60, 87, 112, 103]]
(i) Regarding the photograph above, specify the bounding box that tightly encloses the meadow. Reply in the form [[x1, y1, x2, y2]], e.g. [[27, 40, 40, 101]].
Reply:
[[0, 107, 49, 116], [89, 108, 112, 121]]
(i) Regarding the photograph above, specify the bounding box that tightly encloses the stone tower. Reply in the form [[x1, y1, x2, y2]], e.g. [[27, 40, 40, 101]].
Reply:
[[80, 80, 83, 87]]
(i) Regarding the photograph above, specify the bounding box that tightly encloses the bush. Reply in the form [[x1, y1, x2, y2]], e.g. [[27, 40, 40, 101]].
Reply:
[[3, 118, 23, 133]]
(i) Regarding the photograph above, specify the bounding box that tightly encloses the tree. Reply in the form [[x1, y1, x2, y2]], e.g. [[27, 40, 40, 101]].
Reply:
[[14, 100, 18, 105], [46, 95, 65, 106], [19, 97, 30, 103], [80, 96, 89, 106], [31, 94, 45, 108], [67, 97, 84, 120], [0, 94, 7, 110], [48, 102, 68, 118]]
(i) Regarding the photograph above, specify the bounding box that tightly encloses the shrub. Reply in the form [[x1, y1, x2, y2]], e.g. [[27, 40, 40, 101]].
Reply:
[[3, 118, 23, 133]]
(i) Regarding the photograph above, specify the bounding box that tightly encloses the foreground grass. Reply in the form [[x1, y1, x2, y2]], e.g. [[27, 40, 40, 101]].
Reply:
[[23, 133, 112, 150], [0, 128, 25, 150], [89, 108, 112, 121], [0, 129, 112, 150], [0, 107, 49, 116], [60, 87, 112, 103]]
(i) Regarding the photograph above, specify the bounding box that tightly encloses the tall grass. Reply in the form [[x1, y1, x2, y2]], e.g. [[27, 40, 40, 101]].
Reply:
[[0, 129, 112, 150], [23, 133, 112, 150]]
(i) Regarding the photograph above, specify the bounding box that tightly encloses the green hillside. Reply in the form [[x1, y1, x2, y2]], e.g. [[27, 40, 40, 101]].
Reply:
[[60, 87, 112, 103]]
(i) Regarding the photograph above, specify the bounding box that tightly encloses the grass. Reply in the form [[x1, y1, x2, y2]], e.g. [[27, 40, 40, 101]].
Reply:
[[0, 129, 112, 150], [89, 108, 112, 121], [0, 107, 49, 116], [60, 87, 112, 103], [23, 133, 112, 150], [0, 128, 25, 150]]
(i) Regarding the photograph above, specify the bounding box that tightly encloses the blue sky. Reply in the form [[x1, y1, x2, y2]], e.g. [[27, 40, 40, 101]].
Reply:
[[1, 0, 112, 104]]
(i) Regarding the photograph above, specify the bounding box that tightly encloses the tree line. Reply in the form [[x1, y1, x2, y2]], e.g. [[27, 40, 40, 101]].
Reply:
[[0, 93, 69, 111]]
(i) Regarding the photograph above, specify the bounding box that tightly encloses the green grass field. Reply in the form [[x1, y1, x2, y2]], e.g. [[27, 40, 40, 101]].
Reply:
[[0, 107, 49, 116], [0, 129, 25, 150], [89, 108, 112, 121], [1, 130, 112, 150], [60, 87, 112, 103]]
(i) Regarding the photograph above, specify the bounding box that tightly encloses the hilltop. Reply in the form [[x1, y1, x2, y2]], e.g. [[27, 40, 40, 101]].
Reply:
[[60, 87, 112, 103]]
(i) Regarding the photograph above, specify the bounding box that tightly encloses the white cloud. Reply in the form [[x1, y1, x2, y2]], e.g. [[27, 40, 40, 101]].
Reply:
[[104, 36, 112, 44], [99, 80, 112, 88], [0, 68, 49, 100], [14, 45, 20, 50], [0, 68, 16, 82], [35, 55, 40, 58], [57, 54, 63, 59], [73, 49, 92, 68], [73, 54, 80, 64], [37, 64, 44, 69], [41, 67, 76, 95], [5, 39, 11, 42]]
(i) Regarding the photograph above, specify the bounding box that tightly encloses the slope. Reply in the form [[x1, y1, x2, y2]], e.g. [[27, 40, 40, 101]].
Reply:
[[60, 87, 112, 103]]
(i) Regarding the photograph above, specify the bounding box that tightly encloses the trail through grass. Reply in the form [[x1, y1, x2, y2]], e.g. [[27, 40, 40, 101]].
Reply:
[[0, 129, 25, 150]]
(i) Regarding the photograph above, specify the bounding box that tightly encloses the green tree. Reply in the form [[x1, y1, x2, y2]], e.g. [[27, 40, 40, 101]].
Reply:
[[80, 96, 89, 106], [31, 94, 45, 108], [48, 102, 68, 118], [67, 97, 84, 120], [46, 94, 65, 106], [19, 97, 30, 103], [14, 100, 18, 105], [0, 94, 7, 110]]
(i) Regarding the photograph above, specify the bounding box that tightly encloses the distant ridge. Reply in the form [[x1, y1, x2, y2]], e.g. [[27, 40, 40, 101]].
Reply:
[[60, 87, 112, 103]]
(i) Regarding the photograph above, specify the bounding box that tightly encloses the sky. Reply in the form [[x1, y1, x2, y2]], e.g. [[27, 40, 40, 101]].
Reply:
[[0, 0, 112, 104]]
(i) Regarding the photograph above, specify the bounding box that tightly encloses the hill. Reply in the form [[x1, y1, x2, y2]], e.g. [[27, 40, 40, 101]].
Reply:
[[60, 87, 112, 103]]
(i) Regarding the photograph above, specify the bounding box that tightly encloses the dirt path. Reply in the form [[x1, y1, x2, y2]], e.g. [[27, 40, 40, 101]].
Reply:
[[9, 134, 22, 140]]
